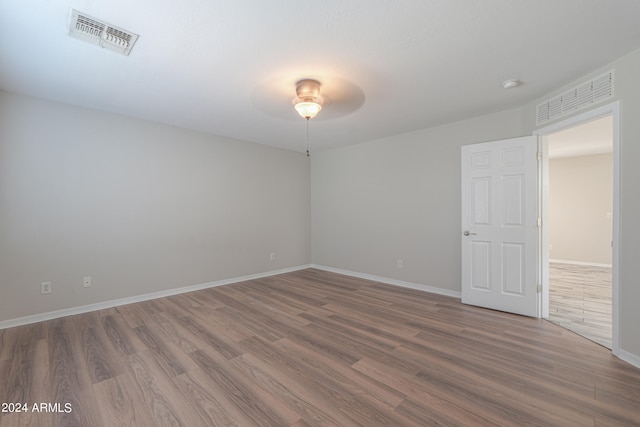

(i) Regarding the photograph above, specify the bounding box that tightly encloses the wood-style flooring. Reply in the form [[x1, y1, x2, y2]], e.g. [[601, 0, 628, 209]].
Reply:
[[548, 263, 612, 349], [1, 268, 639, 426]]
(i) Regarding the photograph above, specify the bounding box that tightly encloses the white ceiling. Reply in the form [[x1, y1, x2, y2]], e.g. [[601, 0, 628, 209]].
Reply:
[[1, 1, 639, 153]]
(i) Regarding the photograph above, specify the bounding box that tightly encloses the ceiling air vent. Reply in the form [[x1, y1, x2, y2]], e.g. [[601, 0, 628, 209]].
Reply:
[[536, 70, 614, 126], [68, 9, 139, 56]]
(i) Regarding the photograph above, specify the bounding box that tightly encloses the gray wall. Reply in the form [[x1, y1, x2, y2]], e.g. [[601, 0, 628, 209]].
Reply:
[[311, 109, 524, 293], [0, 92, 310, 322], [549, 153, 613, 265]]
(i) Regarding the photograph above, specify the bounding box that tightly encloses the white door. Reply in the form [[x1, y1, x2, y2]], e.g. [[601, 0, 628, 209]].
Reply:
[[461, 136, 538, 317]]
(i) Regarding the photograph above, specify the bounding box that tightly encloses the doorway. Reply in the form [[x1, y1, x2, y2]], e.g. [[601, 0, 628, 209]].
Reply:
[[536, 102, 620, 355], [545, 116, 613, 348]]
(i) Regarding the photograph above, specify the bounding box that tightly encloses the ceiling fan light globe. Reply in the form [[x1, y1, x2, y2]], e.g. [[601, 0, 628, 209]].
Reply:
[[295, 101, 322, 119]]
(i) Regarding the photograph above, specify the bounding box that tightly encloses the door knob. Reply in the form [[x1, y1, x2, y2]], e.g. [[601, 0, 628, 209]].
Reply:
[[463, 231, 477, 236]]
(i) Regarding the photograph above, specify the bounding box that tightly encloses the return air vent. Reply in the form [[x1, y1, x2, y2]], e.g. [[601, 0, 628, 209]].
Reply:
[[536, 70, 614, 125], [68, 9, 138, 56]]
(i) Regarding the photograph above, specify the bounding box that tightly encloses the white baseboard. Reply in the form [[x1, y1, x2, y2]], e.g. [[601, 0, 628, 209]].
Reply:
[[618, 349, 640, 370], [310, 264, 461, 299], [549, 259, 612, 268], [0, 265, 311, 330]]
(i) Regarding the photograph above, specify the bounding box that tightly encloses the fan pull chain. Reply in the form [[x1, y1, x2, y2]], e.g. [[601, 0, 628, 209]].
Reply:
[[306, 118, 310, 157]]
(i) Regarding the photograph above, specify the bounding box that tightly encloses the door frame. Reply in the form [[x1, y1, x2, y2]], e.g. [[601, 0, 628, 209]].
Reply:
[[534, 101, 620, 356]]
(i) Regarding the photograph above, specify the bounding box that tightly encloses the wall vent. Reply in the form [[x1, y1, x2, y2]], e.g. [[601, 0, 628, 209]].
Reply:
[[68, 9, 139, 56], [536, 70, 614, 126]]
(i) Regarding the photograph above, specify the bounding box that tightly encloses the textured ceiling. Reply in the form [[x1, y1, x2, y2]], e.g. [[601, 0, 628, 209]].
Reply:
[[1, 1, 639, 153]]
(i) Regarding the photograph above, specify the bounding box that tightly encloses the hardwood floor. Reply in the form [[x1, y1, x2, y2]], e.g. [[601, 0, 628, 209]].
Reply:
[[548, 263, 612, 349], [1, 268, 639, 426]]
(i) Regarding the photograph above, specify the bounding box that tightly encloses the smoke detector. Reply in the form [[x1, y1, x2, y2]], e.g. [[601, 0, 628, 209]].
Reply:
[[68, 10, 139, 56], [502, 79, 522, 89]]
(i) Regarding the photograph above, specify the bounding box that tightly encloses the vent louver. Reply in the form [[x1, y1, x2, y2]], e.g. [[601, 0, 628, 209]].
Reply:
[[536, 70, 614, 125], [68, 10, 138, 56]]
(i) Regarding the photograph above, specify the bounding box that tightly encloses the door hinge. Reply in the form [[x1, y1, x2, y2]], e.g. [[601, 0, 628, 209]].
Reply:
[[537, 284, 542, 293], [537, 218, 542, 227], [537, 151, 542, 161]]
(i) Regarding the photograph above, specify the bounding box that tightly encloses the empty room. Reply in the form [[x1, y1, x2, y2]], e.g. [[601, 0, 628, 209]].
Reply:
[[2, 1, 640, 426]]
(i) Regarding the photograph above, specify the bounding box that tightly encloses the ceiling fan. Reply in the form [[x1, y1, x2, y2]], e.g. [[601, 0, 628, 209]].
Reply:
[[251, 75, 365, 155], [251, 75, 365, 122], [293, 79, 324, 120], [293, 79, 323, 157]]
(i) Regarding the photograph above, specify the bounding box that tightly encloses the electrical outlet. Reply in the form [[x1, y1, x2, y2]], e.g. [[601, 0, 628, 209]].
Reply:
[[83, 276, 92, 288], [41, 282, 52, 295], [270, 252, 276, 261], [397, 259, 404, 269]]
